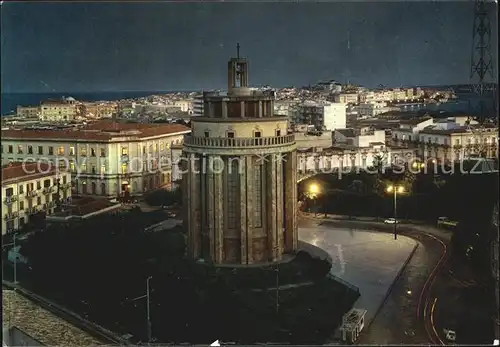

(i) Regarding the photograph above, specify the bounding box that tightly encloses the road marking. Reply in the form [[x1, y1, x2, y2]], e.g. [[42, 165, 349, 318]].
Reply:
[[430, 297, 445, 345], [417, 232, 448, 322]]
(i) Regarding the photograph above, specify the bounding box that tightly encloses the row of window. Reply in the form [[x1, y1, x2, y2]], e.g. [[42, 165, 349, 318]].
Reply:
[[120, 140, 179, 156], [202, 130, 282, 138], [7, 193, 62, 211], [301, 158, 368, 169], [397, 135, 496, 145], [67, 159, 164, 174], [5, 176, 68, 196], [1, 144, 106, 156], [2, 139, 182, 156]]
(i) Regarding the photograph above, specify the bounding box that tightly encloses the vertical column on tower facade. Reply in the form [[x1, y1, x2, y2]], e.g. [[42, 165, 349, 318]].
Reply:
[[208, 102, 214, 118], [275, 153, 284, 257], [240, 101, 246, 118], [283, 151, 294, 252], [291, 151, 298, 250], [188, 153, 201, 258], [213, 158, 224, 263], [239, 156, 248, 264], [181, 155, 190, 255], [258, 101, 263, 118], [222, 101, 228, 118], [206, 161, 215, 262], [266, 156, 278, 261], [245, 156, 255, 264]]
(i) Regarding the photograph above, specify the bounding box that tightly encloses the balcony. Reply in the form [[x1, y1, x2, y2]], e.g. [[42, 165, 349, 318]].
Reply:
[[26, 206, 38, 215], [26, 190, 38, 198], [4, 211, 19, 220], [184, 134, 295, 148], [43, 186, 54, 194], [46, 201, 57, 209], [3, 195, 18, 205], [61, 197, 73, 205]]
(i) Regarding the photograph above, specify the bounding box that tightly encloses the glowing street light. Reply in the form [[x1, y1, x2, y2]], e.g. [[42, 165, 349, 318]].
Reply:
[[412, 162, 426, 170], [309, 183, 320, 197], [386, 184, 405, 240], [308, 183, 321, 216]]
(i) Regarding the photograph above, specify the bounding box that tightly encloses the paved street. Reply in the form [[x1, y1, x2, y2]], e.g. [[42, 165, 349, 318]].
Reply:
[[300, 213, 496, 345], [298, 217, 417, 328], [428, 252, 496, 345]]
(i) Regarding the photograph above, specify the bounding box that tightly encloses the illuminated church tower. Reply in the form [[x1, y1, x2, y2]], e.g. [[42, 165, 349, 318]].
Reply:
[[182, 45, 298, 265]]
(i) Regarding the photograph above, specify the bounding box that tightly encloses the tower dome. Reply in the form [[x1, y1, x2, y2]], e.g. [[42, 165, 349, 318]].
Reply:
[[182, 46, 298, 265]]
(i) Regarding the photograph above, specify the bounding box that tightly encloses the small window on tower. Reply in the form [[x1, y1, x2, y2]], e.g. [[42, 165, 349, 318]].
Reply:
[[227, 131, 235, 138], [204, 131, 210, 138], [254, 131, 261, 138], [276, 129, 281, 137]]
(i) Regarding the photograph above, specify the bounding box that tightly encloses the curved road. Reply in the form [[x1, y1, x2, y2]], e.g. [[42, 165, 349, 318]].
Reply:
[[298, 214, 450, 345]]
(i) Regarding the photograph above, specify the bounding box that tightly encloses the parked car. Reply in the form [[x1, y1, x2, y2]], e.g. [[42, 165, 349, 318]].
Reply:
[[384, 218, 399, 224], [437, 216, 459, 228]]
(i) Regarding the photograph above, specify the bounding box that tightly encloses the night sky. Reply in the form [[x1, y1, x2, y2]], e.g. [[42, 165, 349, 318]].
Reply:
[[1, 1, 498, 93]]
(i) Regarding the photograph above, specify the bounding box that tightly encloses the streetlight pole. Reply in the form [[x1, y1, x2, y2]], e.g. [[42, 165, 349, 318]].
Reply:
[[393, 188, 398, 240], [275, 262, 280, 313], [387, 185, 404, 240], [13, 233, 17, 285], [146, 276, 152, 344], [130, 276, 153, 344]]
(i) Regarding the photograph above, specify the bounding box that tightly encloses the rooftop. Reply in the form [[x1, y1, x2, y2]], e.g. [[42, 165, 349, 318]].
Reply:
[[335, 128, 358, 138], [48, 196, 122, 221], [1, 120, 190, 142], [2, 289, 101, 346], [398, 117, 433, 125], [419, 124, 497, 135], [2, 162, 62, 183]]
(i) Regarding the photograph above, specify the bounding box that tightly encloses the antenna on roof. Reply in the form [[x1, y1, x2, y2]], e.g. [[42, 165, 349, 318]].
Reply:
[[236, 43, 240, 59]]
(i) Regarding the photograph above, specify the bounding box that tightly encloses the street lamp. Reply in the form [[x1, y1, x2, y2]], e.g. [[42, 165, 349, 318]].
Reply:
[[412, 162, 425, 170], [129, 276, 153, 344], [386, 185, 405, 240], [309, 183, 320, 216]]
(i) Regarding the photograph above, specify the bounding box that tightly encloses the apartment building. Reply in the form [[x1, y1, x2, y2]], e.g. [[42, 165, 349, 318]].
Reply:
[[40, 97, 78, 122], [192, 93, 204, 117], [393, 120, 498, 162], [334, 127, 386, 147], [1, 121, 191, 198], [391, 117, 435, 141], [79, 102, 117, 119], [2, 162, 72, 235], [355, 102, 395, 118], [297, 144, 415, 176], [291, 101, 346, 131], [417, 126, 498, 162], [333, 93, 359, 104], [16, 106, 40, 118], [169, 99, 192, 113]]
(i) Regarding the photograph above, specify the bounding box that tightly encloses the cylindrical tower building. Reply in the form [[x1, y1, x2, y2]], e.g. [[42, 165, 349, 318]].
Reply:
[[182, 51, 298, 265]]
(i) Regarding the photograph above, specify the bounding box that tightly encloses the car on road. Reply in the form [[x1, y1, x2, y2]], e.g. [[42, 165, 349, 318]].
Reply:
[[166, 211, 177, 218], [384, 218, 399, 224], [437, 216, 459, 228]]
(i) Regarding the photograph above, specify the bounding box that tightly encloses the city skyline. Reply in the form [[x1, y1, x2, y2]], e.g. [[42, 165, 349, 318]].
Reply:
[[2, 1, 498, 93]]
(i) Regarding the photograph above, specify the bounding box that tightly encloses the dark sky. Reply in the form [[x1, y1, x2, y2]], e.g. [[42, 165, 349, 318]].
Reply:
[[1, 1, 498, 93]]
